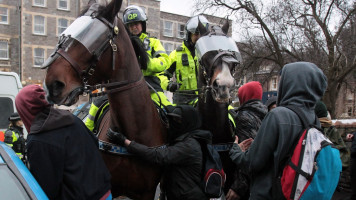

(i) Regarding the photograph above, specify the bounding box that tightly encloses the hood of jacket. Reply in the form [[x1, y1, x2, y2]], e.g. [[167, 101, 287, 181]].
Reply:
[[30, 106, 74, 134], [238, 81, 263, 105], [277, 62, 327, 109], [15, 84, 50, 133]]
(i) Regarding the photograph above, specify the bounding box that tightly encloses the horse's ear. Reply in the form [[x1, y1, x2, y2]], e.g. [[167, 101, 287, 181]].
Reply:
[[198, 20, 208, 36], [88, 0, 97, 6], [103, 0, 122, 21], [221, 19, 229, 35]]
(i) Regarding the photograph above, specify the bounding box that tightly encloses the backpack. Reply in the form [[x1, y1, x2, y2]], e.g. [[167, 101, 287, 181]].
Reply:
[[280, 105, 342, 200], [199, 141, 226, 198]]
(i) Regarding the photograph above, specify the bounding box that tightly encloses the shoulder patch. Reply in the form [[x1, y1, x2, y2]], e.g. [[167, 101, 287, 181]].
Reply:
[[176, 46, 183, 51]]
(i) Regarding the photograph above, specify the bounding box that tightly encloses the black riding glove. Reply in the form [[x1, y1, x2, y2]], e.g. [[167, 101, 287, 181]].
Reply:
[[167, 81, 180, 92], [106, 128, 127, 147]]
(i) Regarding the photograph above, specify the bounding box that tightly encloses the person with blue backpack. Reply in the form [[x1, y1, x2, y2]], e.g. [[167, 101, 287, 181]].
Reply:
[[229, 62, 341, 199]]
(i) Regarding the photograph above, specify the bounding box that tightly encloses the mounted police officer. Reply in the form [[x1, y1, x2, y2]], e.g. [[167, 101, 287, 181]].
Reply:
[[4, 112, 25, 158], [165, 15, 210, 105], [123, 5, 172, 107], [85, 5, 173, 132]]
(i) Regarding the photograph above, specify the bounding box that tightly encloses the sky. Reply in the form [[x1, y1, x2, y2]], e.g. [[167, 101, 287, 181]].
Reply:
[[160, 0, 196, 17], [160, 0, 241, 41]]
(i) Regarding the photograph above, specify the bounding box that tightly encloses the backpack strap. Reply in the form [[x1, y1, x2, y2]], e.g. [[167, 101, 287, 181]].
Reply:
[[285, 105, 309, 128]]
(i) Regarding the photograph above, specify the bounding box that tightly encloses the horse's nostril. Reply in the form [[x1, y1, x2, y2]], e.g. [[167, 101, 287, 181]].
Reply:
[[213, 79, 219, 88], [52, 80, 65, 97]]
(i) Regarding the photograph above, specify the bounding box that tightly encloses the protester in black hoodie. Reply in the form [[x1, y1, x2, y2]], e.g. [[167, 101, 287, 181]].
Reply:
[[229, 62, 329, 199], [107, 105, 211, 200], [15, 84, 111, 200]]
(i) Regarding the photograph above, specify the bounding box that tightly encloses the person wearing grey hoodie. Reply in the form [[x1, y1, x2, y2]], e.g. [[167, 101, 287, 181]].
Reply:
[[229, 62, 328, 199]]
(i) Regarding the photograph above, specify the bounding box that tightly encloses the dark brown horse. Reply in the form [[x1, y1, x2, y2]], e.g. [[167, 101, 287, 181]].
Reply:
[[196, 21, 242, 194], [42, 1, 165, 199]]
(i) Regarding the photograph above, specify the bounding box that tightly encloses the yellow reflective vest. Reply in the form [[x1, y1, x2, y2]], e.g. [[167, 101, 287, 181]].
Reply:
[[166, 42, 198, 91]]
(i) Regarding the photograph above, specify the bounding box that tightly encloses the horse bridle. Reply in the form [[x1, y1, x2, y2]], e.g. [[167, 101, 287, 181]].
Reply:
[[195, 27, 240, 102], [43, 5, 144, 100], [199, 50, 238, 87]]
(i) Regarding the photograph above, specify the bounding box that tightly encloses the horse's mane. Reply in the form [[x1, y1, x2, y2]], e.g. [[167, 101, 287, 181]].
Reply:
[[129, 36, 149, 70], [79, 3, 149, 70]]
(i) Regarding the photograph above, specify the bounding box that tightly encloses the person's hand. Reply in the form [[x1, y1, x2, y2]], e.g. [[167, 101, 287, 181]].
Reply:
[[167, 81, 180, 92], [234, 136, 253, 152], [226, 189, 240, 200], [106, 128, 127, 146], [346, 133, 354, 141]]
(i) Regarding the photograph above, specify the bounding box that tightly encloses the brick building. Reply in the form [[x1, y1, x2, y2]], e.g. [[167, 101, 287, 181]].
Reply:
[[0, 0, 228, 84]]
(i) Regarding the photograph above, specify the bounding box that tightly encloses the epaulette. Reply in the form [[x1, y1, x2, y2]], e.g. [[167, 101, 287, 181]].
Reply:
[[176, 46, 183, 51]]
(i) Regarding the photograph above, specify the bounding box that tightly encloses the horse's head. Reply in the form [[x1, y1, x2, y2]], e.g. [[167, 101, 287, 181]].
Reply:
[[196, 21, 242, 103], [42, 0, 145, 106]]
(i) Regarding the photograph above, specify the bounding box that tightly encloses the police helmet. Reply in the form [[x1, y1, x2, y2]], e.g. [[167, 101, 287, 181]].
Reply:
[[8, 112, 21, 121], [185, 15, 210, 41], [123, 5, 148, 33]]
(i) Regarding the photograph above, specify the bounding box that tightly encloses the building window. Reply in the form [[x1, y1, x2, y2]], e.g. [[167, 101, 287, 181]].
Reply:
[[177, 23, 185, 39], [34, 48, 45, 67], [163, 42, 174, 55], [33, 0, 46, 7], [347, 106, 353, 117], [163, 21, 173, 37], [33, 15, 45, 35], [0, 40, 9, 60], [270, 77, 278, 90], [58, 0, 69, 10], [0, 7, 9, 24], [57, 18, 68, 35]]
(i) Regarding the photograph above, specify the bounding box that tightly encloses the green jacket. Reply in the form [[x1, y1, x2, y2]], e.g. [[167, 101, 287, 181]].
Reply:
[[166, 42, 198, 91], [140, 33, 169, 77], [85, 96, 109, 132], [4, 126, 25, 156]]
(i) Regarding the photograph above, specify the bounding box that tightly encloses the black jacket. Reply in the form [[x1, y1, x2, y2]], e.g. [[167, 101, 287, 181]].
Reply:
[[234, 99, 267, 141], [26, 107, 111, 200], [231, 99, 267, 199], [127, 129, 211, 200]]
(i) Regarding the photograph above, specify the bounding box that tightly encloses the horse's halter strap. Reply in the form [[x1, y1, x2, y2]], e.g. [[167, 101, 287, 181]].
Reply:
[[200, 50, 236, 86], [57, 49, 84, 78]]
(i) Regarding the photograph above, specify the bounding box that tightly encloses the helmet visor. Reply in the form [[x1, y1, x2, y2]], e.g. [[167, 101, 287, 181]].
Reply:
[[186, 16, 209, 34]]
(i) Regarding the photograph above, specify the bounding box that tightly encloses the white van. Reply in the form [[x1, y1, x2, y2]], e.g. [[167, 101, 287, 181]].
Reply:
[[0, 72, 23, 132]]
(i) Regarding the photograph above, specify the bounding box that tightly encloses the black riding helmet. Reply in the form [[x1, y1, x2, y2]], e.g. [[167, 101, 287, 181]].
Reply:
[[123, 5, 148, 33], [8, 112, 21, 122]]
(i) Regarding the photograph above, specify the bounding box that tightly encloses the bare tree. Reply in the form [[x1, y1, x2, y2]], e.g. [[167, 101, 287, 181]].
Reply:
[[194, 0, 356, 117]]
